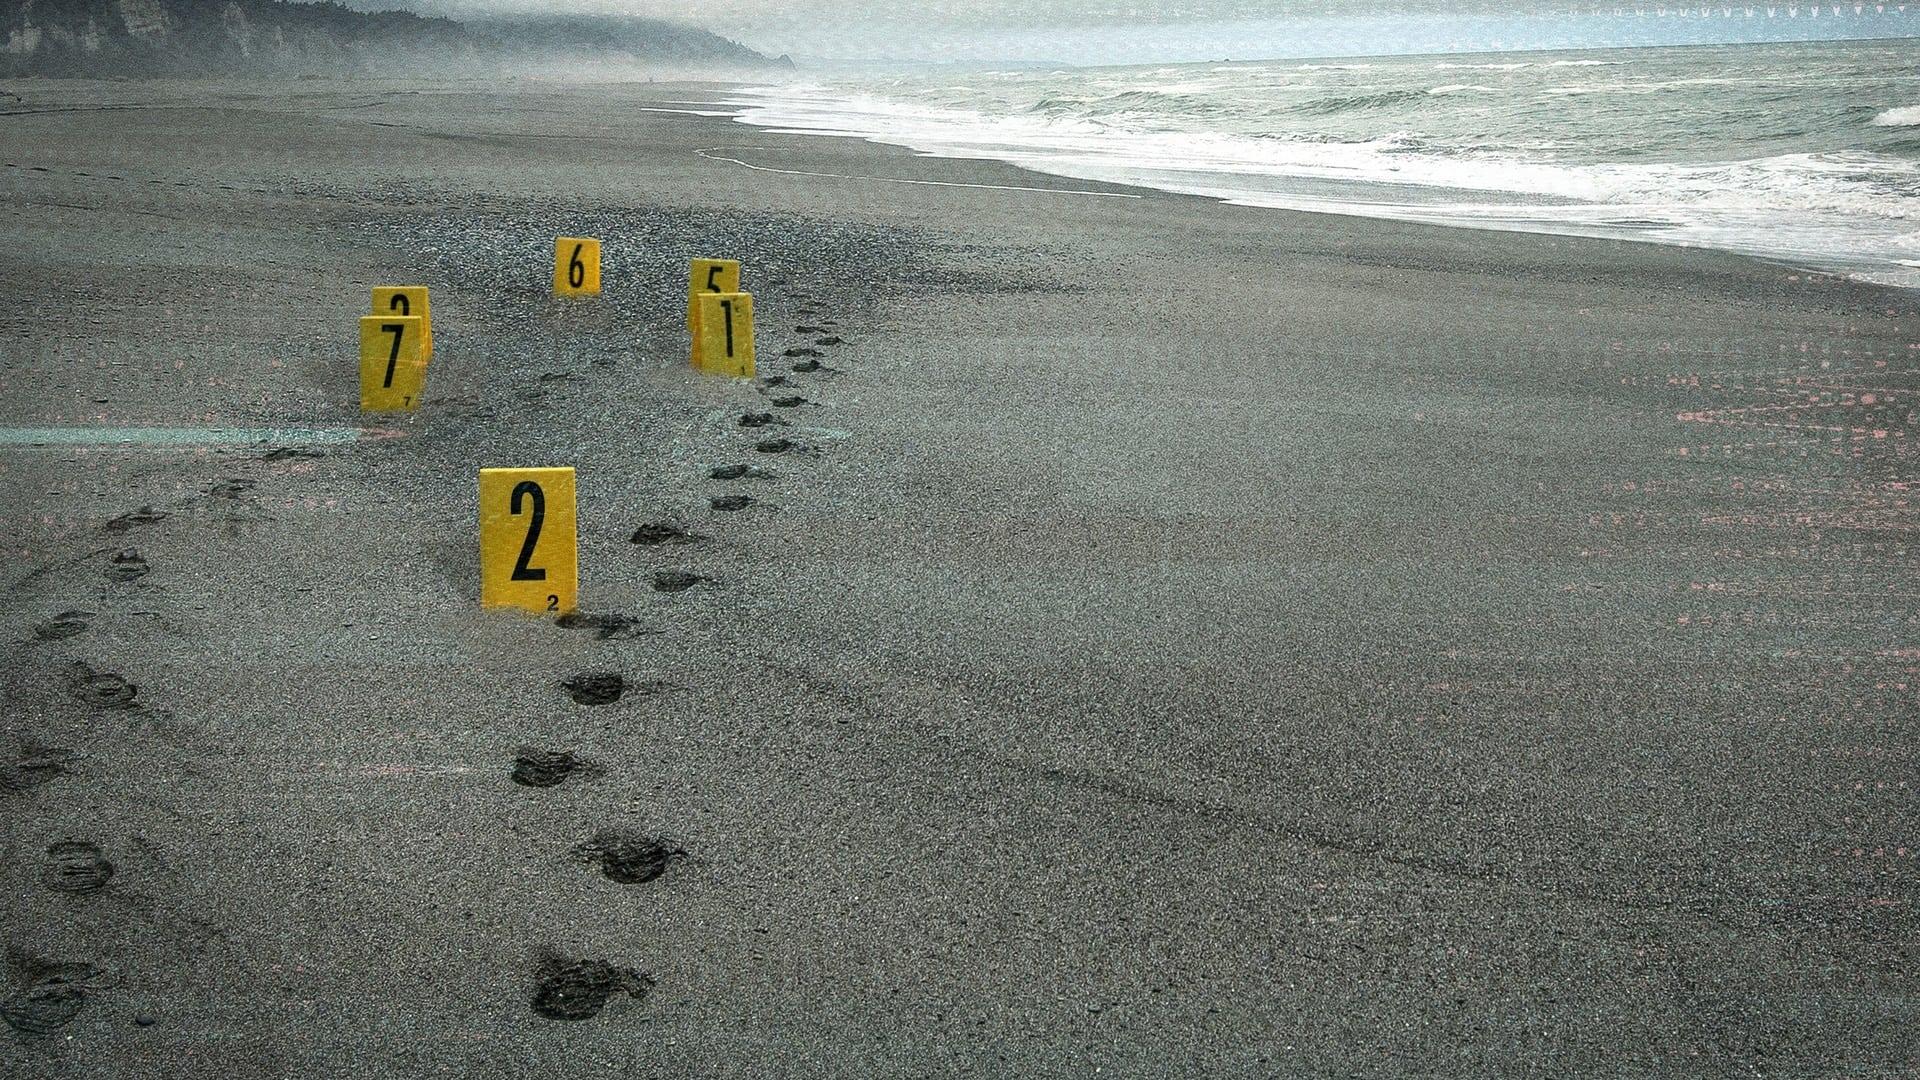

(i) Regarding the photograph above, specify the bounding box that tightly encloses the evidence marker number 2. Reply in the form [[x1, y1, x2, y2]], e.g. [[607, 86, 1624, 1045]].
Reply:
[[479, 467, 579, 615]]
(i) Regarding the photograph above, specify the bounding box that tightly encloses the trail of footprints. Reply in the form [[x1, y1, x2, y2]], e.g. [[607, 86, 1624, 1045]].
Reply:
[[6, 286, 859, 1030], [4, 475, 272, 1034], [520, 282, 858, 1022]]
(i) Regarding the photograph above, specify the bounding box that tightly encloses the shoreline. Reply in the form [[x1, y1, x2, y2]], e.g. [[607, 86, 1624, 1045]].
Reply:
[[712, 38, 1920, 292], [11, 68, 1915, 291], [1, 77, 1913, 1076], [724, 81, 1920, 292]]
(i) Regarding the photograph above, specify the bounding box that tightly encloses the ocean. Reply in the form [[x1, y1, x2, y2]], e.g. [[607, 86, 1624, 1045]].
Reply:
[[726, 38, 1920, 287]]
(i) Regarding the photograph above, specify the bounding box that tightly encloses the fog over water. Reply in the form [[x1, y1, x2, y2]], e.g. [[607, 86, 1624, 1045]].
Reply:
[[361, 0, 1918, 62]]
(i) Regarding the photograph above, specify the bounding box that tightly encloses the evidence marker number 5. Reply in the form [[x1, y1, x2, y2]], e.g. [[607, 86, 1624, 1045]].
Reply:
[[479, 467, 578, 614], [687, 258, 740, 333]]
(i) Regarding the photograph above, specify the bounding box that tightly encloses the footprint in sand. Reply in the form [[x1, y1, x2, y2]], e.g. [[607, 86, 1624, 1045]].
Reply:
[[1, 961, 115, 1036], [66, 664, 137, 710], [708, 464, 776, 481], [32, 611, 93, 642], [791, 359, 831, 374], [511, 748, 593, 788], [771, 396, 809, 409], [531, 954, 653, 1022], [815, 336, 846, 347], [629, 522, 703, 546], [652, 570, 707, 593], [754, 437, 797, 455], [105, 548, 149, 582], [0, 957, 115, 1037], [260, 446, 325, 462], [784, 347, 824, 358], [0, 745, 78, 794], [561, 672, 625, 706], [205, 477, 256, 499], [710, 495, 755, 512], [737, 412, 783, 428], [102, 507, 167, 534], [554, 612, 661, 641], [795, 325, 830, 334], [570, 831, 685, 884], [42, 841, 114, 894]]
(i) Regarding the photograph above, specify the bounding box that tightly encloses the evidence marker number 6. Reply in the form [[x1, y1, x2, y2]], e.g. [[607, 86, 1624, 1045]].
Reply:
[[554, 237, 601, 296]]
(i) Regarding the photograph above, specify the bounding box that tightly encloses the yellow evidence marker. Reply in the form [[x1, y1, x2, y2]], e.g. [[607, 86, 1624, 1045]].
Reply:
[[358, 315, 428, 412], [687, 258, 740, 333], [371, 286, 432, 361], [692, 292, 754, 378], [478, 467, 578, 615], [554, 237, 601, 296]]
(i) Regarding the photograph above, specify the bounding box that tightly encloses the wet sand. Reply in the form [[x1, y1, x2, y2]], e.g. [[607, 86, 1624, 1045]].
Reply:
[[1, 78, 1915, 1076]]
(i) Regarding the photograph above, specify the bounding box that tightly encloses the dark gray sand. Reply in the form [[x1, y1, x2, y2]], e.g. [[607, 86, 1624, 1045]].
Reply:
[[0, 79, 1914, 1076]]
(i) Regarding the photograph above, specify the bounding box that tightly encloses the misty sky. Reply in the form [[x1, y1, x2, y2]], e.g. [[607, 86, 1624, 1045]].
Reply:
[[388, 0, 1917, 62], [406, 0, 1515, 25]]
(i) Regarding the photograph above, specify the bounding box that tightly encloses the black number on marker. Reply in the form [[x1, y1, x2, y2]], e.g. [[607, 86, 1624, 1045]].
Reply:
[[380, 322, 404, 387], [389, 294, 409, 316], [546, 595, 559, 612], [705, 265, 723, 291], [719, 299, 734, 357], [568, 244, 585, 289], [509, 481, 547, 581]]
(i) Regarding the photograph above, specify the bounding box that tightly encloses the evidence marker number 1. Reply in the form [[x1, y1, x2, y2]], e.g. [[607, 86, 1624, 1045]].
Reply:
[[479, 467, 578, 615], [687, 258, 740, 333], [358, 314, 427, 412], [692, 292, 754, 378], [555, 237, 601, 296]]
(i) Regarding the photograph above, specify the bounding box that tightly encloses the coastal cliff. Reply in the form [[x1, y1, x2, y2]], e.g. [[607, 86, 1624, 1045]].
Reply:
[[0, 0, 776, 77]]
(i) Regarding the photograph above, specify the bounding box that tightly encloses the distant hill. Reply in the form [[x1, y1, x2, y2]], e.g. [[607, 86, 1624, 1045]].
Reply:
[[0, 0, 783, 78], [467, 14, 783, 71]]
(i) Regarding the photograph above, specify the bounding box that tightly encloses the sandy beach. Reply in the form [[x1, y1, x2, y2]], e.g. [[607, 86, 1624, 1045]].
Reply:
[[1, 77, 1914, 1076]]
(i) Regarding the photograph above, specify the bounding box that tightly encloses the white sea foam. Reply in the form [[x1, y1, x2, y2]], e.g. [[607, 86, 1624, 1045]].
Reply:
[[1540, 84, 1656, 96], [716, 45, 1920, 288], [733, 88, 1911, 210]]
